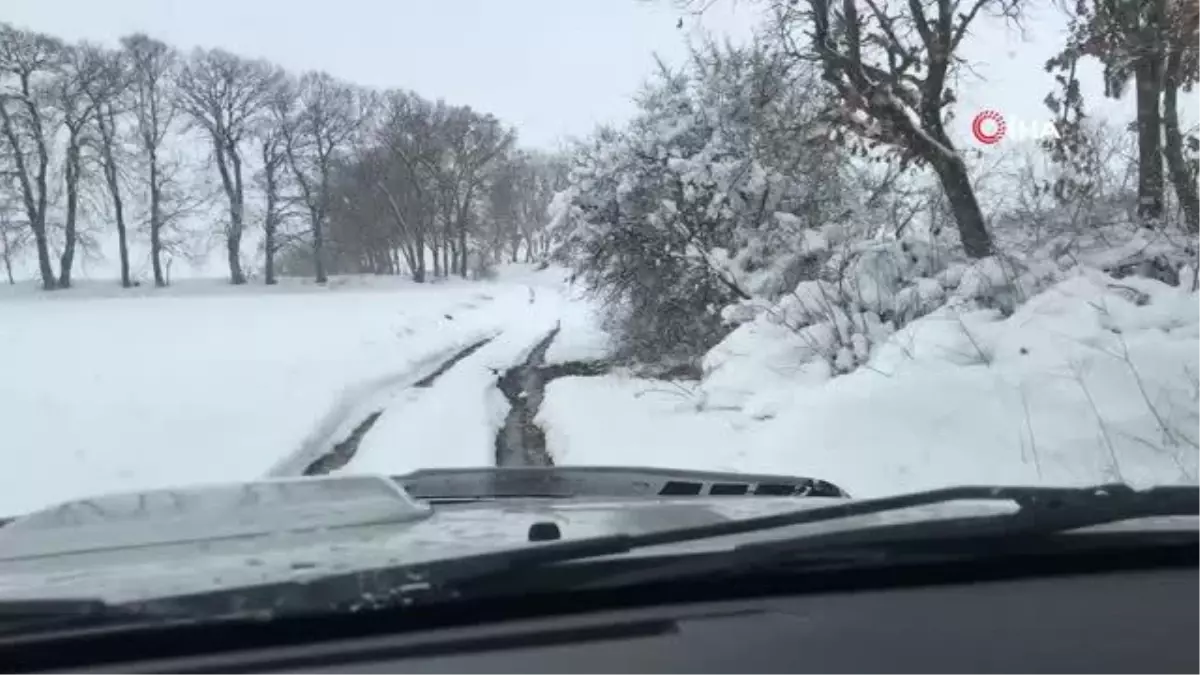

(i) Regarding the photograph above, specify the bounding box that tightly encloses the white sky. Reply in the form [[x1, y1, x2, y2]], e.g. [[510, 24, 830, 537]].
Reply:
[[3, 0, 760, 149], [4, 0, 1189, 149]]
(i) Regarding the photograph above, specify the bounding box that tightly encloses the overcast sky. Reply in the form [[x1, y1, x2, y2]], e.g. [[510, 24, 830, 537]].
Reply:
[[3, 0, 761, 149], [4, 0, 1189, 151]]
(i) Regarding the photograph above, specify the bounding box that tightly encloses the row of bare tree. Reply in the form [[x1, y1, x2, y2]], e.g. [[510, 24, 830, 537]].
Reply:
[[0, 23, 563, 290], [316, 93, 568, 282]]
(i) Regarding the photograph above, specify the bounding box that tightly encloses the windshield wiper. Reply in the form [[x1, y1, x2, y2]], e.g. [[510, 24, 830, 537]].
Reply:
[[0, 598, 181, 637], [111, 483, 1196, 621], [437, 483, 1199, 595]]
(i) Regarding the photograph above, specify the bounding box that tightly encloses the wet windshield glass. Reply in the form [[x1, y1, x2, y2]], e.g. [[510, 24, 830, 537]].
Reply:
[[0, 0, 1195, 601]]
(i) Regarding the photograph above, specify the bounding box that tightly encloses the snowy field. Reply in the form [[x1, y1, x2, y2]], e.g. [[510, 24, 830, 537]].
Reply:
[[0, 266, 592, 517], [2, 264, 1197, 517]]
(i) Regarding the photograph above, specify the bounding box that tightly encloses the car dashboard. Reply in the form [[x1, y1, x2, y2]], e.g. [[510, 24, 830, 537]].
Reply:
[[38, 563, 1197, 673]]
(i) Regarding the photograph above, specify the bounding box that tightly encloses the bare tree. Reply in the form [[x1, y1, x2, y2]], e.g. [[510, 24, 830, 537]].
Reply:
[[767, 0, 1014, 258], [0, 23, 63, 290], [313, 91, 552, 282], [436, 107, 513, 277], [82, 46, 134, 287], [515, 151, 564, 261], [178, 48, 280, 284], [482, 150, 560, 264], [52, 43, 112, 287], [123, 33, 179, 287], [277, 72, 367, 283], [371, 90, 445, 282], [487, 153, 521, 263], [257, 121, 288, 285]]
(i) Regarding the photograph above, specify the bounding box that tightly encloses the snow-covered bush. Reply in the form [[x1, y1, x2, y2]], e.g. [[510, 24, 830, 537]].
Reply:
[[549, 42, 850, 365], [705, 219, 1067, 395]]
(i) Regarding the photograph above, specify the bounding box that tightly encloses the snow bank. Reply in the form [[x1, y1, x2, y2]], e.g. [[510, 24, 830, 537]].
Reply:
[[541, 270, 1199, 497]]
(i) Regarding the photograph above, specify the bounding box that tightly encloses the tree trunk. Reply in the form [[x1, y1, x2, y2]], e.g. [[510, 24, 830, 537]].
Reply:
[[58, 139, 82, 288], [312, 209, 327, 284], [113, 183, 132, 288], [264, 226, 277, 285], [98, 107, 132, 288], [1, 227, 14, 284], [149, 151, 166, 287], [460, 228, 469, 278], [226, 233, 244, 283], [375, 181, 421, 279], [9, 149, 55, 290], [27, 229, 53, 290], [211, 138, 247, 285], [114, 197, 131, 287], [1134, 62, 1165, 223], [413, 230, 427, 283], [456, 192, 471, 279], [263, 203, 278, 286], [928, 152, 993, 258], [262, 139, 280, 286], [0, 78, 56, 290], [29, 91, 56, 290], [1162, 50, 1198, 233]]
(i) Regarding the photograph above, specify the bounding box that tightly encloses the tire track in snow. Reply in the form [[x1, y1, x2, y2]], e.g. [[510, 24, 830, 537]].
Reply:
[[493, 327, 613, 468], [311, 283, 588, 475], [264, 334, 498, 478], [495, 325, 561, 467], [413, 338, 496, 387]]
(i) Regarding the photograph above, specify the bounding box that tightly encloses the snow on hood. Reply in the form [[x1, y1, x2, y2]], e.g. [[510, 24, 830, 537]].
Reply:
[[0, 474, 1186, 606], [0, 487, 847, 604]]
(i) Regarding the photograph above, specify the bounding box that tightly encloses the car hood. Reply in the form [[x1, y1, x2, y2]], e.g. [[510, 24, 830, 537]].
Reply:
[[0, 470, 1186, 606], [0, 470, 864, 600]]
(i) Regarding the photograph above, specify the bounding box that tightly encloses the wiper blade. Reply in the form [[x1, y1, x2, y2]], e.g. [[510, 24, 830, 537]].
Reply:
[[0, 598, 113, 618], [45, 484, 1195, 622], [554, 483, 1200, 589], [0, 597, 190, 638], [446, 483, 1198, 593]]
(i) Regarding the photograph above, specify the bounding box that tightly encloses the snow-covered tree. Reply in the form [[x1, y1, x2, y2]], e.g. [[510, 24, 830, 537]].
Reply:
[[552, 41, 849, 364]]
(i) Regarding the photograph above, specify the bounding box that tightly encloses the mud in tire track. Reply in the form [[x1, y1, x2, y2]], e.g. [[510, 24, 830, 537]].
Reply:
[[493, 326, 612, 468]]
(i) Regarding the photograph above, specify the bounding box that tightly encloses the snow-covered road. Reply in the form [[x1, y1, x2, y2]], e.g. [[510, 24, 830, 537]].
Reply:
[[0, 267, 601, 517]]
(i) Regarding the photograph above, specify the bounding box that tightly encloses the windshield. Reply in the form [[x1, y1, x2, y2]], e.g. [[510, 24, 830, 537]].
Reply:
[[0, 0, 1196, 604]]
